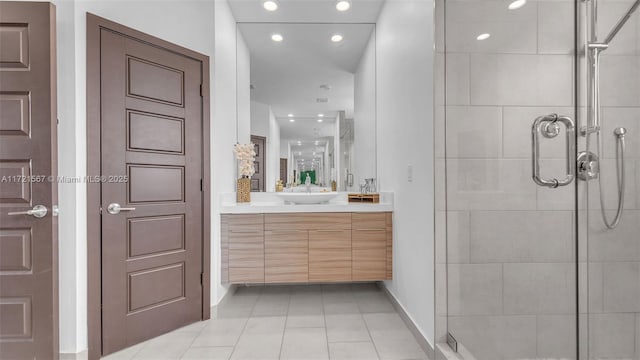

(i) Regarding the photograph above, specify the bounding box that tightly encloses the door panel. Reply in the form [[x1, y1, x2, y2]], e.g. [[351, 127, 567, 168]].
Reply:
[[280, 158, 287, 183], [0, 2, 58, 359], [99, 29, 202, 355]]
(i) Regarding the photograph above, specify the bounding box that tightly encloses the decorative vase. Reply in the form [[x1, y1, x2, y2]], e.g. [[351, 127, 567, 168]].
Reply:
[[237, 177, 251, 203]]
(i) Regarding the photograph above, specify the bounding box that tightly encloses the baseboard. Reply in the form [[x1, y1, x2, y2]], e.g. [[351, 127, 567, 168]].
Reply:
[[378, 282, 435, 360], [211, 284, 238, 315]]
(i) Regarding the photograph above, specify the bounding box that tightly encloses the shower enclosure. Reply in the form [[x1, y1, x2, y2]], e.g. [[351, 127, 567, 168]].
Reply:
[[435, 0, 640, 357]]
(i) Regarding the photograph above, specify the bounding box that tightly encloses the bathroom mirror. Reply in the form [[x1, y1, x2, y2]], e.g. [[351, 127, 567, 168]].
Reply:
[[237, 22, 377, 192]]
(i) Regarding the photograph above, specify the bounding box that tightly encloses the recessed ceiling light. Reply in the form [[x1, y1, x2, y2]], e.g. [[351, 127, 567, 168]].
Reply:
[[315, 141, 319, 145], [289, 118, 295, 122], [508, 0, 526, 10], [476, 33, 490, 41], [271, 34, 283, 42], [331, 34, 343, 42], [317, 119, 323, 123], [298, 152, 302, 155], [288, 113, 294, 117], [336, 1, 351, 11], [263, 0, 278, 11], [318, 113, 324, 117]]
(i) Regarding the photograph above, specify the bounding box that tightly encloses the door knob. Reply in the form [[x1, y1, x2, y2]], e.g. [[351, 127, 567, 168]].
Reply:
[[8, 205, 48, 218], [107, 203, 136, 215]]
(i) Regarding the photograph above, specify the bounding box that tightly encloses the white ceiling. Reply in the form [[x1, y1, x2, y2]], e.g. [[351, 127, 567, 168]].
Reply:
[[228, 0, 385, 23], [240, 23, 375, 121]]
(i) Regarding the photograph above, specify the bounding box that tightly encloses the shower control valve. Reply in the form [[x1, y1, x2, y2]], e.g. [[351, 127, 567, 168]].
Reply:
[[577, 151, 600, 181]]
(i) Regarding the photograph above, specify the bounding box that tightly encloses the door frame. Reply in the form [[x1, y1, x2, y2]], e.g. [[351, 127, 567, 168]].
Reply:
[[86, 13, 211, 359]]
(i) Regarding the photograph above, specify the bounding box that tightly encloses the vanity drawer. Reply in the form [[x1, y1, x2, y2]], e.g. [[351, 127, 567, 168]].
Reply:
[[352, 212, 387, 230], [265, 213, 351, 231], [226, 214, 264, 232]]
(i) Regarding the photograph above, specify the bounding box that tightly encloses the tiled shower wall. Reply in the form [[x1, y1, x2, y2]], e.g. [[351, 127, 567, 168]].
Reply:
[[435, 0, 578, 358], [584, 0, 640, 358], [435, 0, 640, 358]]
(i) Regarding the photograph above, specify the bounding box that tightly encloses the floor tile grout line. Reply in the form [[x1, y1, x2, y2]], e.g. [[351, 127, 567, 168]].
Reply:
[[176, 321, 213, 360], [323, 290, 331, 360], [361, 311, 382, 360], [278, 289, 293, 359], [227, 287, 261, 360]]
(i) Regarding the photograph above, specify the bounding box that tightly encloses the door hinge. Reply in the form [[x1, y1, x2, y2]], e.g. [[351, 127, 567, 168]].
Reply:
[[447, 332, 458, 353], [200, 84, 203, 97], [200, 179, 203, 191], [200, 273, 203, 285], [57, 118, 60, 125]]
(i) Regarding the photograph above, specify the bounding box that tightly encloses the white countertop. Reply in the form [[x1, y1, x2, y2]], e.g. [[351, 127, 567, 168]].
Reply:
[[220, 192, 393, 214]]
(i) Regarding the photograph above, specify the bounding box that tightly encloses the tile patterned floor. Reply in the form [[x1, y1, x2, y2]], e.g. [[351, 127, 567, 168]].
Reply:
[[100, 283, 429, 360]]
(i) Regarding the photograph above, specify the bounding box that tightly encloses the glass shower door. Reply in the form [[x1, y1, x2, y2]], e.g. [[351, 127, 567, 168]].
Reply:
[[440, 0, 579, 358], [582, 0, 640, 358]]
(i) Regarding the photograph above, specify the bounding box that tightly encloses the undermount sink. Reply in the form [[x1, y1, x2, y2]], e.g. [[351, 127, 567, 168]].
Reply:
[[276, 192, 340, 204]]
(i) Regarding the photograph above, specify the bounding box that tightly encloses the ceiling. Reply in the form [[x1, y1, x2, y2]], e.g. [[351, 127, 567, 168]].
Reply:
[[228, 0, 385, 23], [240, 23, 375, 122]]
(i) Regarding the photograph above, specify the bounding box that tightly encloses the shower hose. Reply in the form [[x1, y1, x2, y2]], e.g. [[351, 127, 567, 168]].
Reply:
[[591, 46, 627, 229]]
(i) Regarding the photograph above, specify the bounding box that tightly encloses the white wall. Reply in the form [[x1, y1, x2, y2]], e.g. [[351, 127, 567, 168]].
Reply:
[[236, 30, 251, 144], [250, 101, 280, 191], [213, 0, 251, 305], [267, 108, 281, 191], [53, 0, 80, 352], [354, 31, 377, 188], [250, 101, 270, 137], [375, 0, 435, 346]]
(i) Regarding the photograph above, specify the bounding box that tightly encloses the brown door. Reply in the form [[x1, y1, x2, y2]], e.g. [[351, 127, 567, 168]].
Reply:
[[0, 2, 58, 359], [279, 158, 287, 184], [99, 26, 203, 354], [251, 135, 265, 191]]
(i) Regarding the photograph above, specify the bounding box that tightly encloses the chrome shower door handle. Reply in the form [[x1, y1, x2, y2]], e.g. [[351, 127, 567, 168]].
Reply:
[[532, 114, 576, 188]]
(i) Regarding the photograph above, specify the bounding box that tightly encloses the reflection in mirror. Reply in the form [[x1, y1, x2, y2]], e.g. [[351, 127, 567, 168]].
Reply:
[[238, 22, 376, 192]]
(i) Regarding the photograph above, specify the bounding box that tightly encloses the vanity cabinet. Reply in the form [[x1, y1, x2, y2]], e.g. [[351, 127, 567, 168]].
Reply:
[[221, 212, 392, 284], [222, 214, 265, 283]]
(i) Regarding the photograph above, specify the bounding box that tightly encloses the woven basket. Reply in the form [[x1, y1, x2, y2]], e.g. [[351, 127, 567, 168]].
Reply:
[[236, 177, 251, 203]]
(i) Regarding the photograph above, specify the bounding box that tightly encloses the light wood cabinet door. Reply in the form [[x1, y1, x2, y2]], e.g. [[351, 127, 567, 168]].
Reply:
[[352, 229, 387, 280], [265, 230, 309, 283], [228, 231, 264, 283], [309, 230, 351, 282]]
